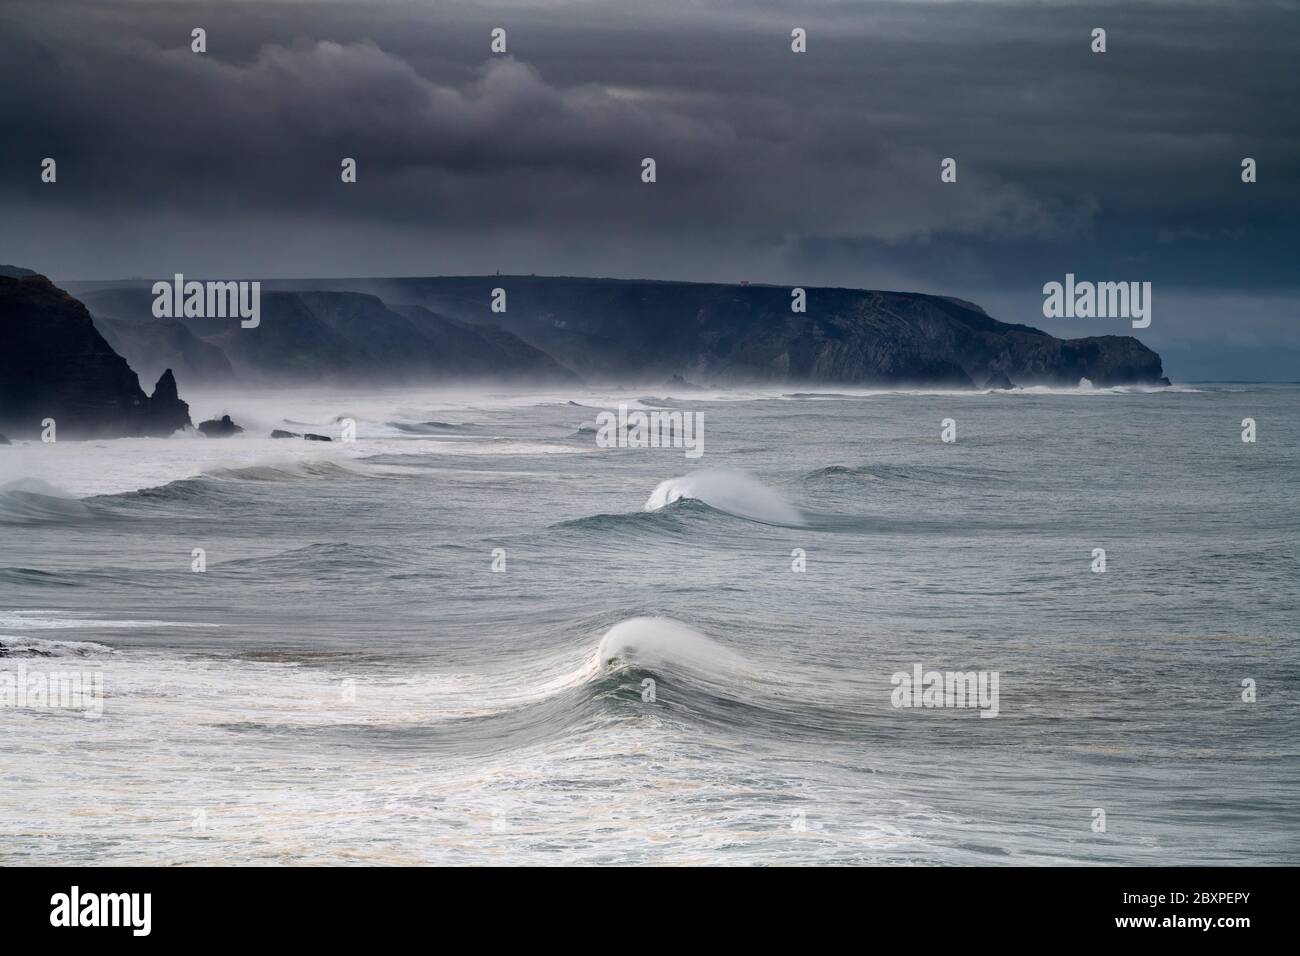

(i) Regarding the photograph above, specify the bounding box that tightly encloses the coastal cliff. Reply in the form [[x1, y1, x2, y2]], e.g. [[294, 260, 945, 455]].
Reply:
[[0, 274, 191, 439]]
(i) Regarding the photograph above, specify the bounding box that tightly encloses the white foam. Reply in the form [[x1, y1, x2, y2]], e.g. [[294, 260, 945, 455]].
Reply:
[[0, 636, 115, 657], [597, 616, 749, 678], [644, 468, 805, 526]]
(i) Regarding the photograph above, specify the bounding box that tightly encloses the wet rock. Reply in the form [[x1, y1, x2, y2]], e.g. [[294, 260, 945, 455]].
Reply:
[[198, 414, 244, 437]]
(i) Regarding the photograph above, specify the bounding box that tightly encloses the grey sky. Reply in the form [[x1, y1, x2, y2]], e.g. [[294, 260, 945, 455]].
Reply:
[[2, 0, 1297, 379]]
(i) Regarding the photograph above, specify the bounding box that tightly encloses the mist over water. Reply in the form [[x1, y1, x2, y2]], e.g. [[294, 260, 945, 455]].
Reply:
[[2, 384, 1297, 865]]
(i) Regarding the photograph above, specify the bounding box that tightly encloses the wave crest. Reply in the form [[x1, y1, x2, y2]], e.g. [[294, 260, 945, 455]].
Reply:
[[644, 469, 804, 526], [0, 636, 114, 658], [597, 616, 749, 679], [0, 479, 97, 525], [386, 420, 479, 435], [203, 459, 368, 482]]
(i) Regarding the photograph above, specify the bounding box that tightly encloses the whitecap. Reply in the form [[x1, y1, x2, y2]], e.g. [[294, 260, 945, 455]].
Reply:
[[644, 469, 805, 526]]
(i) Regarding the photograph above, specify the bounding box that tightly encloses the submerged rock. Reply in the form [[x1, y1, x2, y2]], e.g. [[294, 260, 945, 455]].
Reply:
[[198, 414, 244, 437], [303, 433, 332, 442]]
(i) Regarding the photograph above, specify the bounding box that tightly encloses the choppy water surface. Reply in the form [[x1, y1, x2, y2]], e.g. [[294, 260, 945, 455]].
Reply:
[[2, 383, 1297, 864]]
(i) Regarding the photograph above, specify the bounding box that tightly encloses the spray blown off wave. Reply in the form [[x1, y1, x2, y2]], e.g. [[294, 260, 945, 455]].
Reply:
[[644, 469, 805, 526], [597, 616, 749, 679]]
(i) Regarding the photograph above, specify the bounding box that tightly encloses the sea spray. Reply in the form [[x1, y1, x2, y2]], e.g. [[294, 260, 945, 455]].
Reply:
[[598, 617, 749, 678], [644, 469, 804, 526]]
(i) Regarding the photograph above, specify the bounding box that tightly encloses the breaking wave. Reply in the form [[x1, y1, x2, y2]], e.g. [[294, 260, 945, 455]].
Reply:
[[597, 616, 750, 678], [644, 469, 805, 527], [202, 459, 370, 482], [0, 479, 99, 525], [0, 636, 115, 658], [387, 420, 480, 435]]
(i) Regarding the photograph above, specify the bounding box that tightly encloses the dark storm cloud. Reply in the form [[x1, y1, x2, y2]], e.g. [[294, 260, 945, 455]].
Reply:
[[1, 1, 1297, 376]]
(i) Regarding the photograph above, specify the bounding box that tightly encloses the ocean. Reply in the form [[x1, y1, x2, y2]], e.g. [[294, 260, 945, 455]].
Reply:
[[2, 383, 1297, 865]]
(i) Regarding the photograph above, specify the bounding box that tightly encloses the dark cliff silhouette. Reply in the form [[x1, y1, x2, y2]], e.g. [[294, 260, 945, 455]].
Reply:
[[0, 274, 191, 439]]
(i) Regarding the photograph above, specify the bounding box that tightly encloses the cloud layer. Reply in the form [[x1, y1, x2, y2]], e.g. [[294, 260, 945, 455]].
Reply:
[[2, 0, 1297, 377]]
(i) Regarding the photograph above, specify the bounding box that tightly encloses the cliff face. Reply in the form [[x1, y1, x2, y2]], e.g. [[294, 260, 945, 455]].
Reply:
[[74, 286, 578, 385], [389, 304, 579, 383], [59, 274, 1170, 388], [0, 274, 191, 439], [281, 276, 1168, 387], [93, 315, 235, 389]]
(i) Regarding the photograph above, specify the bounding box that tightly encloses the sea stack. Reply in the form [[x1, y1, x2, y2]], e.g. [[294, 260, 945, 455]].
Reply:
[[0, 273, 193, 439]]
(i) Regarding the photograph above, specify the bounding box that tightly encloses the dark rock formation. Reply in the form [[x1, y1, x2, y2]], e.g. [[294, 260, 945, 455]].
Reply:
[[270, 429, 301, 439], [67, 284, 578, 384], [58, 275, 1170, 388], [147, 369, 192, 434], [983, 372, 1015, 390], [303, 433, 331, 442], [297, 276, 1168, 388], [81, 287, 236, 388], [92, 315, 236, 389], [0, 274, 192, 439], [386, 303, 578, 384], [210, 291, 576, 383], [198, 414, 243, 437]]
